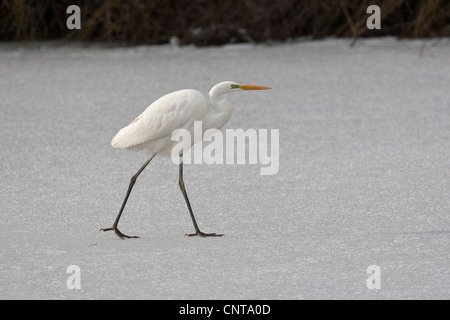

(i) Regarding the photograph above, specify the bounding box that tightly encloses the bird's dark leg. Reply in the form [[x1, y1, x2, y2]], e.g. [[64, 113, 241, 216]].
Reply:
[[101, 153, 157, 239], [179, 155, 223, 238]]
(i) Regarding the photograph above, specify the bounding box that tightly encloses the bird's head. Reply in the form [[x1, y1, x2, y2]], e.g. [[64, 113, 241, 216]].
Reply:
[[210, 81, 271, 97]]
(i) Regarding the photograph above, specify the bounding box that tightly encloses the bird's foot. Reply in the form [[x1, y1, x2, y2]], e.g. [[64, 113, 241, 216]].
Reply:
[[100, 226, 140, 240], [185, 231, 224, 238]]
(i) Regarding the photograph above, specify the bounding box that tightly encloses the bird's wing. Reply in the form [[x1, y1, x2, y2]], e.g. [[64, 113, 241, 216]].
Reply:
[[111, 89, 207, 149]]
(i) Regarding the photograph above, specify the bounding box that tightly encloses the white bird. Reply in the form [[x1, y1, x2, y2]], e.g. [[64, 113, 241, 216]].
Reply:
[[101, 81, 271, 239]]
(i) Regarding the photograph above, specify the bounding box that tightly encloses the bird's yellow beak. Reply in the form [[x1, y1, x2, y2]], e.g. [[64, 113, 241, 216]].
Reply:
[[239, 84, 272, 90]]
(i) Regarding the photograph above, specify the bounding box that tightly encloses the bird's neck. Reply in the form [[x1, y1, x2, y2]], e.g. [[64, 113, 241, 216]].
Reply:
[[204, 95, 233, 131]]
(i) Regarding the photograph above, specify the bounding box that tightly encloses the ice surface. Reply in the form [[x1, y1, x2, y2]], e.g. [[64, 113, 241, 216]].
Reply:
[[0, 39, 449, 299]]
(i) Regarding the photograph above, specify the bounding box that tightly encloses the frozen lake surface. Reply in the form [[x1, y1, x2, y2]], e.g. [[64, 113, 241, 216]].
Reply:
[[0, 39, 449, 299]]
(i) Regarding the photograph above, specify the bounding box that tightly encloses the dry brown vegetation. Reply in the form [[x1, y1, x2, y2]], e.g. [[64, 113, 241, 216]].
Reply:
[[1, 0, 449, 45]]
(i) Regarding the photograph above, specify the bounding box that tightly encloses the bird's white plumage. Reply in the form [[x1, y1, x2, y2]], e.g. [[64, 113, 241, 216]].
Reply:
[[111, 89, 207, 154]]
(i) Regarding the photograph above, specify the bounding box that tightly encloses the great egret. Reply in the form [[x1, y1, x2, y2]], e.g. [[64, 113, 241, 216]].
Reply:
[[101, 81, 271, 239]]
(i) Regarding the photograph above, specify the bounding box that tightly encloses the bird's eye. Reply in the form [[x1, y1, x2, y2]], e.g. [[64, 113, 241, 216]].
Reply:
[[230, 84, 239, 89]]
